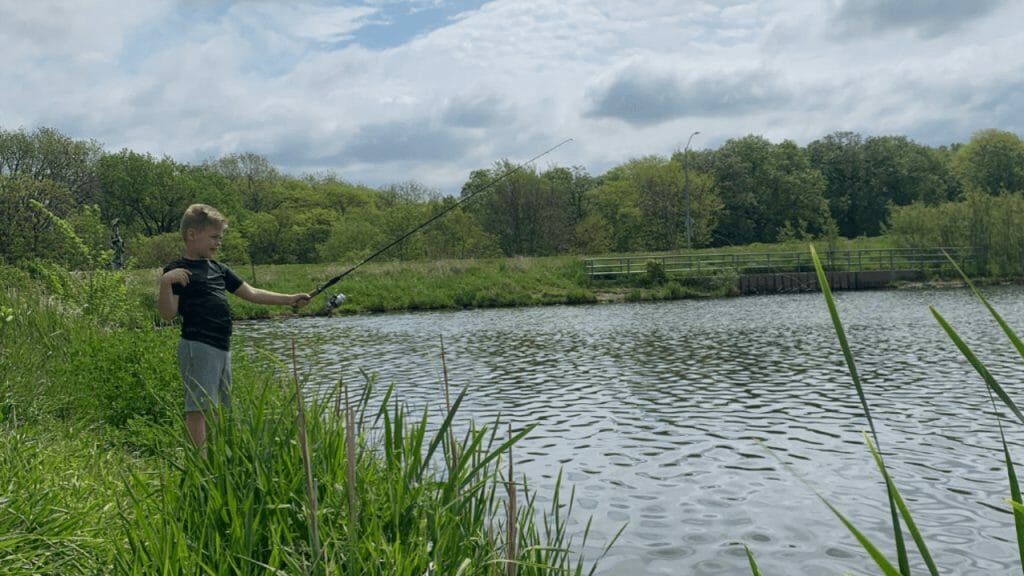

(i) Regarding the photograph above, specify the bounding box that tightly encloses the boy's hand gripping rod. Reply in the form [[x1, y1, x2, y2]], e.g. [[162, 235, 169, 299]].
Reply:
[[309, 138, 574, 307]]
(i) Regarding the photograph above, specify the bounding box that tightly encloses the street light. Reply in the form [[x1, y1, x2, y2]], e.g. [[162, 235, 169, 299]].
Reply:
[[683, 130, 700, 250]]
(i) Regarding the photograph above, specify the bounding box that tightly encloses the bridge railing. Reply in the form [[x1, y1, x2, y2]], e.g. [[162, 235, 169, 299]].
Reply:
[[583, 247, 980, 278]]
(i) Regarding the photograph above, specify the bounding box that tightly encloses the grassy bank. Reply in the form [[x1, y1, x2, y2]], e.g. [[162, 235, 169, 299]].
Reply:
[[132, 236, 896, 321], [0, 266, 615, 575]]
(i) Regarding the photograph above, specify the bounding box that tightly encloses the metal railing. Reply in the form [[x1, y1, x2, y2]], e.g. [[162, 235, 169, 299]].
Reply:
[[583, 247, 980, 278]]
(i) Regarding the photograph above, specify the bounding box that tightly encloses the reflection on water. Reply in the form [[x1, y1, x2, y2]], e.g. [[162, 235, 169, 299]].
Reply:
[[241, 286, 1024, 575]]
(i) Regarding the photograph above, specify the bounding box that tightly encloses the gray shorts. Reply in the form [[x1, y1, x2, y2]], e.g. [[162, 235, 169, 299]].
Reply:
[[177, 339, 232, 412]]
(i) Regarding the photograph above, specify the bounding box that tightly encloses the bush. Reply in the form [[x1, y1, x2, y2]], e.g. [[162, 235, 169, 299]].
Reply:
[[127, 232, 182, 269], [53, 329, 179, 429], [643, 260, 667, 286]]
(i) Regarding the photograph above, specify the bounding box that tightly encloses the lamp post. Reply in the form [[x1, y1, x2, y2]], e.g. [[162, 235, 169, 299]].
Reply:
[[683, 130, 700, 250]]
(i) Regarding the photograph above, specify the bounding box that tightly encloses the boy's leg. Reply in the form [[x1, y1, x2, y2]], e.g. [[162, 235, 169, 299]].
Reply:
[[185, 410, 206, 447], [178, 340, 231, 450]]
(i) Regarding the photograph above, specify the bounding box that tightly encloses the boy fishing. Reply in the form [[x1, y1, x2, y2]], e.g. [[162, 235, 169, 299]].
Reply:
[[158, 204, 310, 449]]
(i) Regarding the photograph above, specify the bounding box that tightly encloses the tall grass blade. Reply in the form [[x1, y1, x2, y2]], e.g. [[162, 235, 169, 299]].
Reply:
[[810, 244, 910, 574], [819, 496, 904, 576], [343, 378, 359, 536], [507, 423, 518, 576], [864, 432, 940, 576], [931, 303, 1024, 570], [930, 308, 1024, 425], [743, 544, 761, 576], [440, 335, 459, 475], [944, 250, 1024, 361], [291, 342, 321, 572], [419, 386, 467, 483], [993, 406, 1024, 574]]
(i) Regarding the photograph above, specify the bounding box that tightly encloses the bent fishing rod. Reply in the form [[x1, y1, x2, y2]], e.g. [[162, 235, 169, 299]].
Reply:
[[309, 137, 574, 310]]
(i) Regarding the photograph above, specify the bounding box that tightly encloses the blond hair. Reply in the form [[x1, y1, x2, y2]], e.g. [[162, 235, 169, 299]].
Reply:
[[180, 204, 227, 240]]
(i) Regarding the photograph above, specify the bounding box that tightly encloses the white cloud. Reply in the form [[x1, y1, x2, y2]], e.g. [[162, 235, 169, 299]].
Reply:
[[2, 0, 1022, 193]]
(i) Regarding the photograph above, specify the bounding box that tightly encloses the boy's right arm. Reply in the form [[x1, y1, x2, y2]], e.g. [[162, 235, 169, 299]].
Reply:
[[158, 269, 190, 322]]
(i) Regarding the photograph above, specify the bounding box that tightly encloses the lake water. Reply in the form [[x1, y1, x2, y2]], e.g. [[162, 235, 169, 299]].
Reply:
[[241, 286, 1024, 575]]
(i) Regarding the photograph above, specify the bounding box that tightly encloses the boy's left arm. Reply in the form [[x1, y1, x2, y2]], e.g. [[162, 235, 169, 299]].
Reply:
[[234, 282, 311, 307]]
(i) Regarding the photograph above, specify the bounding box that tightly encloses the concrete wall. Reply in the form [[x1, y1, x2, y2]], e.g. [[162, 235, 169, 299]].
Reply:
[[737, 270, 924, 295]]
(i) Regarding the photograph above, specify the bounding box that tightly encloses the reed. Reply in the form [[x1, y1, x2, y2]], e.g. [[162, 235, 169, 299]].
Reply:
[[745, 246, 1024, 574], [111, 365, 606, 575], [1, 263, 610, 576]]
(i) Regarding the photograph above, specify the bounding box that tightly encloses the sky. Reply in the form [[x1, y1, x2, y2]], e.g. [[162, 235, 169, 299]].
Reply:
[[2, 0, 1022, 194]]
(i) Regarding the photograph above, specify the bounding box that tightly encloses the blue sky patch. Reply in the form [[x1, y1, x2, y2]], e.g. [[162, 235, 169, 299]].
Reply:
[[351, 0, 487, 49]]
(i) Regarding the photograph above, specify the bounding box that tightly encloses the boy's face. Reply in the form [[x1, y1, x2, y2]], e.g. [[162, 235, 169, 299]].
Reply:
[[186, 222, 225, 259]]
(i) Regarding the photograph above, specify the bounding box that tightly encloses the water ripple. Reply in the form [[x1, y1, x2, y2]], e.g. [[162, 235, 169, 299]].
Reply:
[[242, 286, 1024, 575]]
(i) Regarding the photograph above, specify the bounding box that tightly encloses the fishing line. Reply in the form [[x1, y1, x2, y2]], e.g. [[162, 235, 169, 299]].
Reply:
[[310, 137, 574, 309]]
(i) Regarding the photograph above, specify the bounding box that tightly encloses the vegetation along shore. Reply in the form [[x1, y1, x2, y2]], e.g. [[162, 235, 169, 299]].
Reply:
[[3, 124, 1024, 573]]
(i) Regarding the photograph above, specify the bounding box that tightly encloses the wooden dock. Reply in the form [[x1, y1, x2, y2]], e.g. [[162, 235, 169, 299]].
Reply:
[[583, 247, 979, 294]]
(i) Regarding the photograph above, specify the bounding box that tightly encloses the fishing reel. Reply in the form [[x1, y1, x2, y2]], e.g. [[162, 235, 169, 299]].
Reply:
[[325, 292, 347, 311]]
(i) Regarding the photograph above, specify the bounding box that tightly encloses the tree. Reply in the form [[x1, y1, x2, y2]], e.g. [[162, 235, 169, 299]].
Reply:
[[208, 153, 283, 213], [711, 135, 832, 245], [858, 136, 957, 235], [416, 200, 502, 260], [97, 150, 191, 236], [573, 213, 613, 254], [0, 126, 103, 205], [542, 165, 595, 236], [242, 212, 286, 264], [464, 162, 572, 256], [0, 175, 78, 265], [584, 178, 644, 253], [587, 155, 721, 253], [304, 173, 377, 215], [316, 207, 385, 264], [806, 131, 866, 237], [952, 129, 1024, 195]]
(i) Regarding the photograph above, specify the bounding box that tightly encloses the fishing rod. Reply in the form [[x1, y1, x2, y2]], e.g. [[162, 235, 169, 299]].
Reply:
[[310, 137, 574, 310]]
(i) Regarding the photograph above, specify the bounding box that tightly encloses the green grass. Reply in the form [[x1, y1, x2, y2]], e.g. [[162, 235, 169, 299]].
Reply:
[[134, 236, 895, 320], [133, 256, 599, 320], [0, 265, 617, 576]]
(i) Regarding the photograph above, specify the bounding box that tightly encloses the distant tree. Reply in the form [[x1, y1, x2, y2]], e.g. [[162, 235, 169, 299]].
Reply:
[[97, 150, 191, 237], [317, 207, 386, 264], [0, 175, 76, 265], [178, 164, 241, 216], [208, 153, 283, 213], [627, 156, 684, 250], [379, 181, 440, 205], [887, 191, 1024, 276], [416, 200, 502, 260], [464, 162, 572, 256], [858, 136, 957, 235], [666, 152, 721, 248], [241, 211, 285, 264], [305, 173, 377, 214], [806, 131, 866, 237], [952, 129, 1024, 195], [573, 213, 614, 254], [584, 178, 644, 253], [542, 165, 595, 235], [587, 155, 720, 253], [711, 136, 832, 245], [279, 208, 339, 264], [0, 126, 103, 205]]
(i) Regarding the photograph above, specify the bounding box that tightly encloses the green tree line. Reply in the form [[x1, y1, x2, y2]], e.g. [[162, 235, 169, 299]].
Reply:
[[3, 125, 1023, 272]]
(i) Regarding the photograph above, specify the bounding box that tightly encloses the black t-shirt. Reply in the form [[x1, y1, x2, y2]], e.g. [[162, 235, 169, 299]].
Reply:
[[163, 258, 244, 351]]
